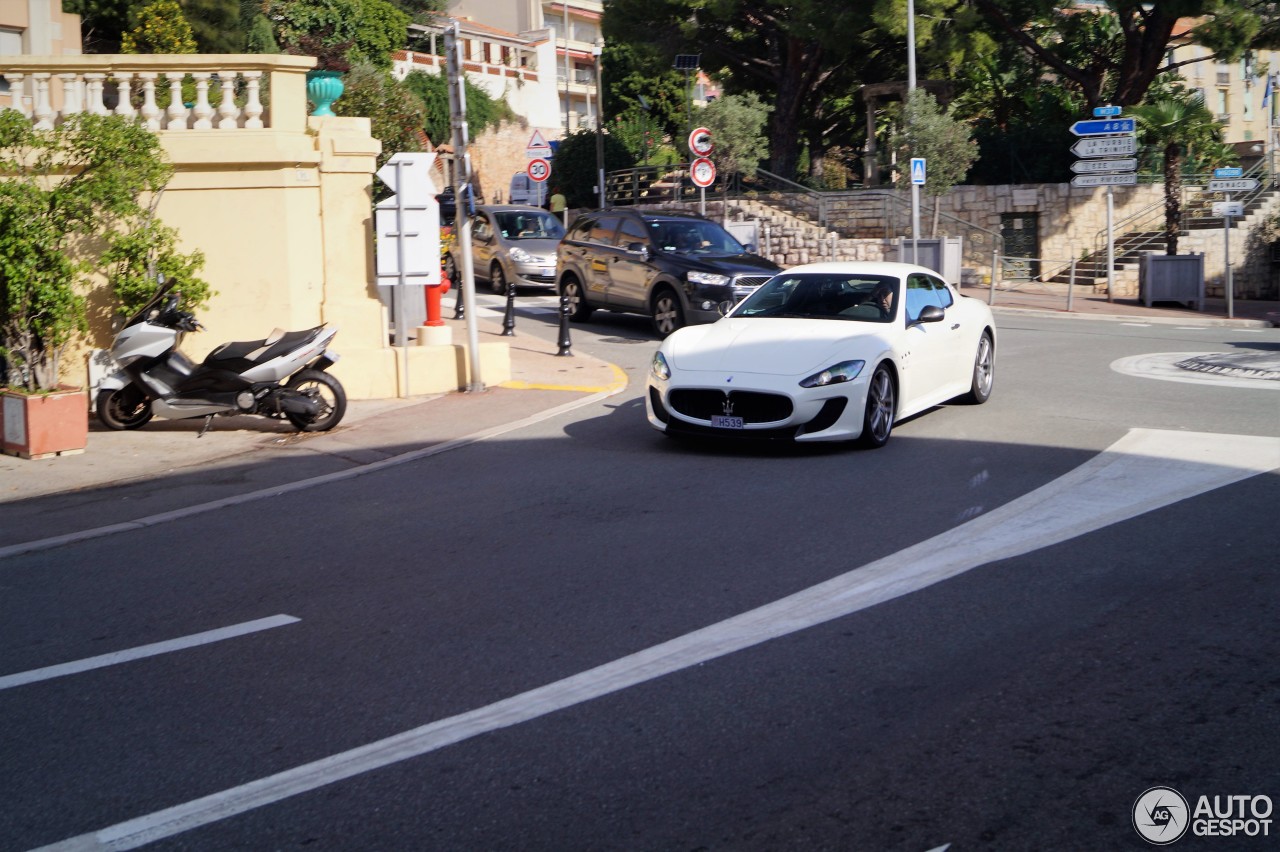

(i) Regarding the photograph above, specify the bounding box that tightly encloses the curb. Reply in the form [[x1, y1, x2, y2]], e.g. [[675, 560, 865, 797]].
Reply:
[[986, 304, 1276, 329]]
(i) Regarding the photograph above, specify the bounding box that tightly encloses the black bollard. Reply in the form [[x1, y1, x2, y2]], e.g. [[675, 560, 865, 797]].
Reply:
[[501, 275, 516, 336], [556, 288, 573, 357], [452, 274, 464, 320]]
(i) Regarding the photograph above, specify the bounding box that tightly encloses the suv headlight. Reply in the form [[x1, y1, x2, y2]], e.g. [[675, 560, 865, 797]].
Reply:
[[509, 247, 535, 263], [799, 360, 865, 388], [687, 271, 730, 287]]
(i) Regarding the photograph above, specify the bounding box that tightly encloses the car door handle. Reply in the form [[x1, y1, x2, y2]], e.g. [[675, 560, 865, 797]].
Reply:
[[951, 323, 961, 330]]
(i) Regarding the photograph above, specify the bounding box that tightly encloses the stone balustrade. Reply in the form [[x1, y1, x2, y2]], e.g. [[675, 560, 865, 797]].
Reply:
[[0, 54, 316, 132]]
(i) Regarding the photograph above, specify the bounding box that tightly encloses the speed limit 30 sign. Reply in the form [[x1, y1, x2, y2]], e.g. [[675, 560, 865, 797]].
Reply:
[[527, 158, 551, 182]]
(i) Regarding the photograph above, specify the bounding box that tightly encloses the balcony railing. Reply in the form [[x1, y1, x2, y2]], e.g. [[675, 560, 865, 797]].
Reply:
[[0, 54, 315, 132]]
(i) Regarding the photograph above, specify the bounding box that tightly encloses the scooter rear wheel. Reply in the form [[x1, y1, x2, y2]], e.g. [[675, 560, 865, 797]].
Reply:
[[97, 387, 154, 430], [284, 369, 346, 431]]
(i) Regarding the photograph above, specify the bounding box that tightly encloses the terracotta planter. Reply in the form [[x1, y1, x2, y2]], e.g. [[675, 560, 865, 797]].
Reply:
[[2, 386, 89, 460]]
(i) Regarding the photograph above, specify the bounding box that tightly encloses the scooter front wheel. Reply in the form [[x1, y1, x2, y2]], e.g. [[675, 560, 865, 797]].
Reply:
[[284, 369, 346, 431], [97, 387, 154, 430]]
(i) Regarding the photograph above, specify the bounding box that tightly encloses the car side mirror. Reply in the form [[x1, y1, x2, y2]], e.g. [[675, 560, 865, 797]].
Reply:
[[743, 243, 756, 253], [627, 242, 651, 261], [914, 304, 945, 324]]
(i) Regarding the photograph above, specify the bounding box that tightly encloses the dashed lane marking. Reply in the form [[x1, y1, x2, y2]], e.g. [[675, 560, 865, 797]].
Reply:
[[0, 615, 299, 691]]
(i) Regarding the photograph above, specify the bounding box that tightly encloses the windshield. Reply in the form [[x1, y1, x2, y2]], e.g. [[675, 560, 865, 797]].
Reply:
[[122, 279, 179, 328], [494, 210, 565, 240], [732, 273, 900, 322], [649, 219, 745, 254]]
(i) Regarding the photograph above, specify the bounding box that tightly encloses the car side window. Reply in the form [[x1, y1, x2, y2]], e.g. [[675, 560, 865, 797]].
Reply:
[[473, 215, 492, 241], [904, 274, 936, 322], [614, 216, 648, 249], [931, 277, 955, 308], [588, 216, 621, 245], [567, 216, 595, 242]]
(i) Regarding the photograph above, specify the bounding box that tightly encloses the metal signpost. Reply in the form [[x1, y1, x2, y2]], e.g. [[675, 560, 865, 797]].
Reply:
[[688, 128, 715, 216], [375, 154, 442, 397], [1209, 169, 1259, 319], [1070, 108, 1137, 301], [910, 157, 926, 262], [444, 23, 482, 391], [526, 130, 553, 208]]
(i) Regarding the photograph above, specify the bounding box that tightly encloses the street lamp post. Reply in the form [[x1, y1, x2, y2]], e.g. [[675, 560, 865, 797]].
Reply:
[[593, 41, 606, 209], [907, 0, 920, 263]]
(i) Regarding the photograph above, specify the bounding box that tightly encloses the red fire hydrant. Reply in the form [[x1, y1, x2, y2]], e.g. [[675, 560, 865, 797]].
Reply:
[[425, 267, 451, 327]]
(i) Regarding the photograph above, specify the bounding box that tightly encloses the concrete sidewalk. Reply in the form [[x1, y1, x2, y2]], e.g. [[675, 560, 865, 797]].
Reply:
[[0, 316, 625, 549]]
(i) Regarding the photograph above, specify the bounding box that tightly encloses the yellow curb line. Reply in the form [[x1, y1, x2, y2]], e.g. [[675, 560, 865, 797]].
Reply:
[[499, 362, 629, 394]]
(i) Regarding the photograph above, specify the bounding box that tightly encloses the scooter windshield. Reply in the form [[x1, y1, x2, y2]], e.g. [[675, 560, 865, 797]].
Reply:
[[122, 280, 180, 328]]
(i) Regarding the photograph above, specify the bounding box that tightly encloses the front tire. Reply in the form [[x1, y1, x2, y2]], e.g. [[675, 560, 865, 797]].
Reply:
[[963, 332, 995, 404], [491, 262, 508, 296], [96, 386, 153, 430], [560, 276, 593, 322], [857, 364, 895, 449], [650, 287, 685, 337], [284, 369, 346, 431]]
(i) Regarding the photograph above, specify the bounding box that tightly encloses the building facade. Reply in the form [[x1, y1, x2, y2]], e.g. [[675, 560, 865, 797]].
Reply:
[[0, 0, 81, 109]]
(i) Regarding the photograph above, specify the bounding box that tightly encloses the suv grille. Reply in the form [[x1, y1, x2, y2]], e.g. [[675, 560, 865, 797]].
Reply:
[[668, 389, 793, 424], [733, 275, 773, 289]]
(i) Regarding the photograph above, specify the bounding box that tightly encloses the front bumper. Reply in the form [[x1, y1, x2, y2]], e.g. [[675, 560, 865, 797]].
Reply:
[[645, 371, 871, 442]]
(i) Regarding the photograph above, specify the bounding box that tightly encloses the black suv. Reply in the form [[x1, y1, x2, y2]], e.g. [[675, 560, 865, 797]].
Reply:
[[556, 209, 781, 336]]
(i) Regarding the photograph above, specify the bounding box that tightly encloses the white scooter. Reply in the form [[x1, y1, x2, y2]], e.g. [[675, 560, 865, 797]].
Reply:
[[96, 281, 346, 433]]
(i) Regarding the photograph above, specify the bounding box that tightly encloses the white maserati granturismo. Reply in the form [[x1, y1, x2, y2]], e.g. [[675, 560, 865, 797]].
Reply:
[[645, 261, 996, 447]]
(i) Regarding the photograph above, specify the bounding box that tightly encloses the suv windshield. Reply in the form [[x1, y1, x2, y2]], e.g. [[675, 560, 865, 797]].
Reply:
[[732, 273, 899, 323], [494, 210, 564, 240], [649, 219, 745, 254]]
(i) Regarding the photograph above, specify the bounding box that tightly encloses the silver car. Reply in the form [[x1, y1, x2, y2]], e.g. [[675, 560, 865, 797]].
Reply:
[[453, 204, 566, 295]]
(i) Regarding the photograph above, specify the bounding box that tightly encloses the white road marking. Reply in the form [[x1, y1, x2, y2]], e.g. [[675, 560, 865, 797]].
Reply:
[[1112, 352, 1280, 389], [1121, 322, 1151, 327], [35, 430, 1280, 851], [0, 615, 299, 691]]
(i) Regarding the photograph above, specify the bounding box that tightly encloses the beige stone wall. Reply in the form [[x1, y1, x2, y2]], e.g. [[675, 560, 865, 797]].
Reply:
[[467, 120, 536, 204], [0, 55, 511, 399]]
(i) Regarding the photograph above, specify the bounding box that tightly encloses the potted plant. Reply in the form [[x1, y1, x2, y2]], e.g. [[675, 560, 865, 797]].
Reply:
[[0, 111, 189, 459], [283, 29, 353, 116]]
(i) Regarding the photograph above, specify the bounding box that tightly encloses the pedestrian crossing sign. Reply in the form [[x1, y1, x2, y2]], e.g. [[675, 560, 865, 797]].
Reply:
[[911, 158, 926, 185]]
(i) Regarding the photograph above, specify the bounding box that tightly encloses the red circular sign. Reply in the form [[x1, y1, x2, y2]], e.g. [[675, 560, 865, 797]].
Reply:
[[690, 156, 716, 188], [688, 127, 714, 156], [527, 157, 551, 182]]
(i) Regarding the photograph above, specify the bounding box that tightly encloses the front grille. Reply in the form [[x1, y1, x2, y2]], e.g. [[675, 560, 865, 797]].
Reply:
[[733, 275, 773, 289], [525, 273, 556, 284], [668, 389, 793, 424]]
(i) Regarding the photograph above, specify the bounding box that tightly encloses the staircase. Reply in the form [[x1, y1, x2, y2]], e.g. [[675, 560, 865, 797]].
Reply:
[[1046, 162, 1280, 293]]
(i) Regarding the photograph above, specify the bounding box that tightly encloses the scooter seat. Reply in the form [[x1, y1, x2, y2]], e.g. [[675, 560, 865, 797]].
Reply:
[[204, 326, 325, 371]]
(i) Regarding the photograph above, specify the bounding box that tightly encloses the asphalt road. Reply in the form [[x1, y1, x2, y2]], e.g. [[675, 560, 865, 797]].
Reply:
[[2, 296, 1277, 851]]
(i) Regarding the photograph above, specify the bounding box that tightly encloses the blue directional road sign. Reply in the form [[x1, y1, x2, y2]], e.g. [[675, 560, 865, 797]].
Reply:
[[1093, 105, 1123, 117], [910, 157, 926, 185], [1213, 167, 1243, 178], [1070, 118, 1136, 136]]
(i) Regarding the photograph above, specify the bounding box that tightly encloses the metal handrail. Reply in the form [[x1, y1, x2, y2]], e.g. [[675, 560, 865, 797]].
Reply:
[[1088, 157, 1277, 273]]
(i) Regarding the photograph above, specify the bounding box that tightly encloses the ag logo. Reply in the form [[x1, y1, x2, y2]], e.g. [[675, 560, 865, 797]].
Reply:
[[1134, 786, 1190, 845]]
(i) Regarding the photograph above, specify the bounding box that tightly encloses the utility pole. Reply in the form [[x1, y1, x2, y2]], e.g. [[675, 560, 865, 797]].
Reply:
[[444, 23, 482, 392]]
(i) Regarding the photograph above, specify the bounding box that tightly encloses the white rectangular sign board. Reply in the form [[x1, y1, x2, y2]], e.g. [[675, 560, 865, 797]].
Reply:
[[1207, 179, 1259, 192], [1071, 158, 1138, 174], [1070, 172, 1137, 188], [1212, 201, 1245, 217], [1070, 136, 1136, 158]]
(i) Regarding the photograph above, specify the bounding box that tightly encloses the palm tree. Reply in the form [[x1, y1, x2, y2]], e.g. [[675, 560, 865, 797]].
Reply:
[[1130, 94, 1229, 255]]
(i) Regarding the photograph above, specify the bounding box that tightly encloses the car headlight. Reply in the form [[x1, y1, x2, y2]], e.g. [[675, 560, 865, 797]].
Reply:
[[509, 247, 535, 263], [651, 351, 671, 380], [799, 360, 865, 388], [687, 271, 730, 287]]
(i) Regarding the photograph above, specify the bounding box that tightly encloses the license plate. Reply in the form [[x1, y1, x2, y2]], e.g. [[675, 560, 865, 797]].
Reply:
[[540, 267, 555, 277], [710, 415, 744, 429]]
